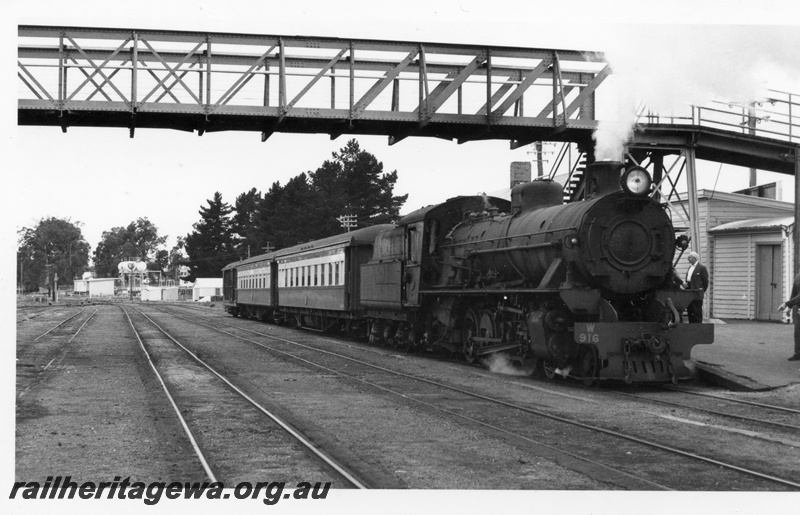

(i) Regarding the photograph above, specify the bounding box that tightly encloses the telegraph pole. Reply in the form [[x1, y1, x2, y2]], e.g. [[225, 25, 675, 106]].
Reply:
[[337, 215, 357, 232]]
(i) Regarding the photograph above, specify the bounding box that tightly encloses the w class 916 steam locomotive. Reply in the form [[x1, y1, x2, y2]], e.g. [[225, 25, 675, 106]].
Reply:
[[223, 160, 713, 384]]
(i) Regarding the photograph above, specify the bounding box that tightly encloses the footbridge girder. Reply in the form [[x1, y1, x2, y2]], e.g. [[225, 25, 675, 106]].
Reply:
[[17, 25, 608, 145], [630, 125, 798, 175]]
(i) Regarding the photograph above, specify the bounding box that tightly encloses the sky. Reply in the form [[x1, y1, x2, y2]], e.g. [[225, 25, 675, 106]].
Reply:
[[5, 1, 800, 513]]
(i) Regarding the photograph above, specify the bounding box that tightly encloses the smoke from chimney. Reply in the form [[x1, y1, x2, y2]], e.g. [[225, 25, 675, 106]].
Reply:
[[589, 24, 800, 160]]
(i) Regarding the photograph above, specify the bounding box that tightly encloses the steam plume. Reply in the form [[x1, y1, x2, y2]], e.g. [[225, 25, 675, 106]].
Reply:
[[591, 24, 800, 160]]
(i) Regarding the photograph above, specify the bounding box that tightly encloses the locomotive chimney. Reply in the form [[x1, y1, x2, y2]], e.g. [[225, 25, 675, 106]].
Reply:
[[585, 160, 624, 198]]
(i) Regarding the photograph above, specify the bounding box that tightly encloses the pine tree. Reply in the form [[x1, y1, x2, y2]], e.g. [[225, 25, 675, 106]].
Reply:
[[309, 139, 408, 230], [229, 187, 263, 258], [184, 192, 235, 280], [240, 139, 407, 253]]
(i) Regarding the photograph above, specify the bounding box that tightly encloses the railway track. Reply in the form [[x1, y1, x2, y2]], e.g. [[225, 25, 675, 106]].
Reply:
[[31, 308, 86, 341], [608, 387, 800, 434], [17, 308, 97, 398], [152, 304, 800, 491], [121, 305, 368, 488]]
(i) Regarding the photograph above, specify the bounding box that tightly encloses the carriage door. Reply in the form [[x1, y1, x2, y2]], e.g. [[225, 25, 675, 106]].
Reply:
[[404, 222, 424, 306], [756, 244, 783, 321]]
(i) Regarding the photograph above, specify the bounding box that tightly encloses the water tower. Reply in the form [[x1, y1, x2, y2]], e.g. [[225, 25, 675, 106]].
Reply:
[[118, 259, 147, 296]]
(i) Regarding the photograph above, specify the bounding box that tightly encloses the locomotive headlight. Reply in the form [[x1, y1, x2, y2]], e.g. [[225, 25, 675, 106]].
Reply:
[[621, 166, 652, 196]]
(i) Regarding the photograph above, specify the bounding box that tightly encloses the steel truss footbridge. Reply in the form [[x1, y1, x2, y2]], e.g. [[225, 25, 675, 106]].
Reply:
[[17, 25, 800, 261]]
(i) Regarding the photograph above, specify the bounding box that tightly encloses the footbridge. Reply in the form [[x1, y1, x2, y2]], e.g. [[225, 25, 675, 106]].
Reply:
[[17, 25, 800, 258]]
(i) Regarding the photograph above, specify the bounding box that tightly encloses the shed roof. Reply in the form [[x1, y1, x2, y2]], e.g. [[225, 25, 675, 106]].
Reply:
[[709, 216, 794, 234]]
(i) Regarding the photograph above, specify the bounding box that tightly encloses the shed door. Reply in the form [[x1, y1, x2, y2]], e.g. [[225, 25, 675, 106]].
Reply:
[[756, 244, 783, 321]]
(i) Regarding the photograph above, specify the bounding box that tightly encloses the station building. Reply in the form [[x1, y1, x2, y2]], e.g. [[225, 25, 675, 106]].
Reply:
[[669, 187, 794, 322]]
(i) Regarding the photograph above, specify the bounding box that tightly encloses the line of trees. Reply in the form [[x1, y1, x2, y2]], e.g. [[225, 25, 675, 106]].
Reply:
[[16, 139, 407, 291], [184, 139, 408, 279], [17, 218, 91, 294]]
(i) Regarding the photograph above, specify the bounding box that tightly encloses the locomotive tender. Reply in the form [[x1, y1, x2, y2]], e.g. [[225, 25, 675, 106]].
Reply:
[[223, 161, 713, 384]]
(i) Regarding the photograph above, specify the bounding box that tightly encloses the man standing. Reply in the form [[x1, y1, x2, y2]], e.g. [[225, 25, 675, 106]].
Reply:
[[777, 271, 800, 361], [684, 251, 709, 323]]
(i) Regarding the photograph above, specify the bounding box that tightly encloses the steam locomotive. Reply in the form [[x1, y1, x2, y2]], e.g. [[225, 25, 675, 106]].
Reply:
[[223, 161, 713, 384]]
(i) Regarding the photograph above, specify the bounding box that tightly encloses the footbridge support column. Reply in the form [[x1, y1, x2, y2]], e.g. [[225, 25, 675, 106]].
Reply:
[[795, 147, 800, 277], [684, 147, 702, 254]]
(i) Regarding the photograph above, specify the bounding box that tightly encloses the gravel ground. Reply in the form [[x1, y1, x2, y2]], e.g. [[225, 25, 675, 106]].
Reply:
[[12, 298, 799, 514], [16, 304, 206, 482]]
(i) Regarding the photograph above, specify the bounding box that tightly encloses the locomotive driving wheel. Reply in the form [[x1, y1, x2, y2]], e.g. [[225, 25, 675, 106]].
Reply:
[[579, 345, 599, 386], [463, 309, 497, 364]]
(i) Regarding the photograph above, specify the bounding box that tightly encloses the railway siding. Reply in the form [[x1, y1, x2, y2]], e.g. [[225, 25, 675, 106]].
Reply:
[[15, 301, 800, 491], [16, 304, 206, 482]]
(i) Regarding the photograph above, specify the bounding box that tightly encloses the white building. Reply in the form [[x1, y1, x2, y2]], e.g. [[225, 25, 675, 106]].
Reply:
[[708, 217, 793, 321], [670, 189, 795, 321], [87, 278, 115, 297], [192, 278, 223, 302], [140, 286, 181, 301], [73, 279, 89, 294]]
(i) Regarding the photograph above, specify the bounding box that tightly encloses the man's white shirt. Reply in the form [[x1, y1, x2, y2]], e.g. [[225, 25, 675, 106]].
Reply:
[[686, 263, 697, 283]]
